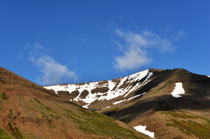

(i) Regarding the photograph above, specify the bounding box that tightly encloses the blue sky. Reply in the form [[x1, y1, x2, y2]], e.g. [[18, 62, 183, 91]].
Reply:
[[1, 0, 210, 85]]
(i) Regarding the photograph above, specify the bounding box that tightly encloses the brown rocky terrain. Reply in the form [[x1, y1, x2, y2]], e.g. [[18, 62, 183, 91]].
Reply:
[[0, 66, 148, 139]]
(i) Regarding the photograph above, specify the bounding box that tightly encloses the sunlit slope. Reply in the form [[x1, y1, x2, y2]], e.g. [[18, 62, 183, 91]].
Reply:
[[0, 66, 148, 139]]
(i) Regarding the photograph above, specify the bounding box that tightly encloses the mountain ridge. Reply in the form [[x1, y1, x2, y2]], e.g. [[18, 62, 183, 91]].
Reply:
[[45, 68, 210, 138], [44, 68, 155, 109], [44, 68, 202, 110]]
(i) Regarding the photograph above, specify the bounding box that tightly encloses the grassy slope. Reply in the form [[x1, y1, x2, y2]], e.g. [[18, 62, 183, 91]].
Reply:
[[101, 69, 210, 139], [0, 66, 148, 139]]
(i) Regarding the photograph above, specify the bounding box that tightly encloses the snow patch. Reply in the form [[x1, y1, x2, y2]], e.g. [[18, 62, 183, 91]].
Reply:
[[127, 93, 146, 101], [123, 71, 153, 97], [113, 92, 146, 105], [108, 80, 115, 90], [133, 125, 155, 138], [144, 72, 153, 81], [82, 104, 89, 109], [102, 106, 111, 110], [113, 99, 127, 105], [171, 82, 185, 98]]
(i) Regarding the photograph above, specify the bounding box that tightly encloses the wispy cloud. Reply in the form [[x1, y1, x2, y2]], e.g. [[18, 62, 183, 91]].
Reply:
[[27, 43, 78, 85], [113, 29, 175, 71], [175, 31, 187, 41]]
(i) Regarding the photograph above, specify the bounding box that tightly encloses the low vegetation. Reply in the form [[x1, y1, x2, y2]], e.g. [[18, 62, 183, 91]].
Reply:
[[8, 122, 24, 139], [164, 110, 210, 138], [30, 98, 140, 138], [8, 109, 14, 119], [55, 103, 140, 138], [33, 98, 53, 112], [0, 91, 8, 100], [30, 98, 60, 124], [161, 111, 198, 119], [0, 128, 11, 139], [166, 119, 210, 138]]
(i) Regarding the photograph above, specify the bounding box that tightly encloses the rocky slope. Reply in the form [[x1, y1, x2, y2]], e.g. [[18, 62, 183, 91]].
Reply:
[[0, 66, 147, 139]]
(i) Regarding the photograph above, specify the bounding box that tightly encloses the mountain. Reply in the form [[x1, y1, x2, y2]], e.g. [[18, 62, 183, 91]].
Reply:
[[0, 66, 147, 139], [45, 68, 210, 139]]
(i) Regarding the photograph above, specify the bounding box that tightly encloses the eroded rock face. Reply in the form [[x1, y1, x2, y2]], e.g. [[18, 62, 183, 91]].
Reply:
[[80, 90, 89, 99]]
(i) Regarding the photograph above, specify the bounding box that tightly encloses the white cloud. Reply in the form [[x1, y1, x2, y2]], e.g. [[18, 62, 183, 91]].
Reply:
[[114, 29, 175, 71], [28, 44, 78, 85], [116, 29, 148, 48], [114, 45, 151, 70]]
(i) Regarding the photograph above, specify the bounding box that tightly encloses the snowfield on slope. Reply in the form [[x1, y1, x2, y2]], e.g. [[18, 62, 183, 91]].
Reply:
[[44, 69, 153, 108], [133, 125, 155, 138], [171, 82, 185, 98]]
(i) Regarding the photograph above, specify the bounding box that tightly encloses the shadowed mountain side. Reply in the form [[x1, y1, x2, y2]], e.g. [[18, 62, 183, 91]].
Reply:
[[104, 94, 210, 123], [101, 69, 210, 139], [103, 69, 210, 121]]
